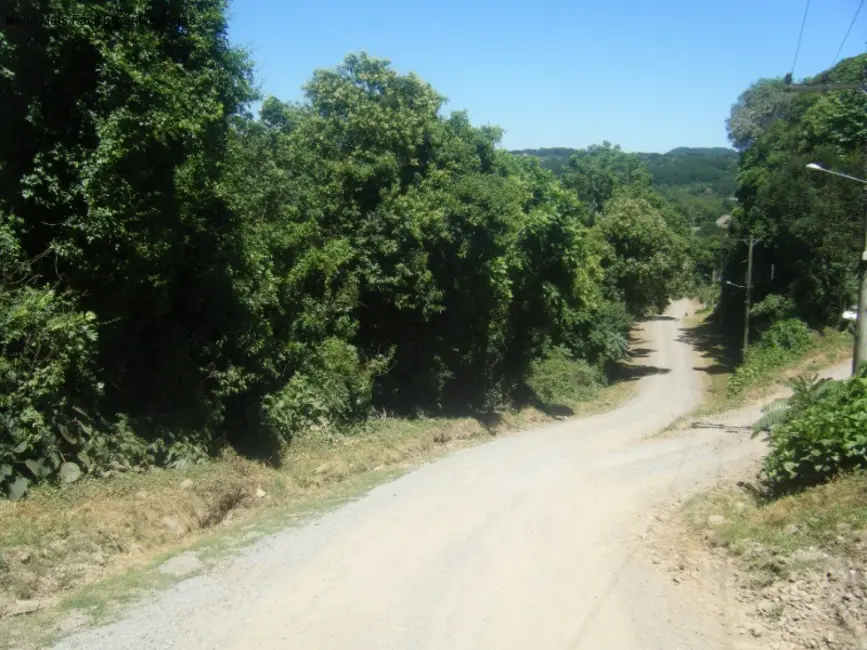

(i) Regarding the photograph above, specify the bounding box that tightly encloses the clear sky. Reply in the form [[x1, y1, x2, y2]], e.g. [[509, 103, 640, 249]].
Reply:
[[227, 0, 866, 153]]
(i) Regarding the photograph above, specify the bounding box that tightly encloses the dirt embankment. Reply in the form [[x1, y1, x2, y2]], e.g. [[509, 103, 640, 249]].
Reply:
[[646, 363, 867, 650]]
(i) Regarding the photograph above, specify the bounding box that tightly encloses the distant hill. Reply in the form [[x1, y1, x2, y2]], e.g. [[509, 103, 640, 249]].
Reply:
[[638, 148, 738, 197], [510, 148, 576, 175], [511, 146, 738, 223], [511, 147, 737, 192]]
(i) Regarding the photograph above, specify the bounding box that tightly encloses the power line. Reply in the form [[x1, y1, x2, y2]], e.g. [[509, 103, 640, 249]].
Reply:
[[832, 0, 865, 66], [791, 0, 812, 78]]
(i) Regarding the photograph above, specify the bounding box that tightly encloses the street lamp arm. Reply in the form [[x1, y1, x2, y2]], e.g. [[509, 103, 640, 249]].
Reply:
[[805, 163, 867, 185]]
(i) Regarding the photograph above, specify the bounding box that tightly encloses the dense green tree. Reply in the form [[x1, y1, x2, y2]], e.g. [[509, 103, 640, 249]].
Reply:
[[1, 0, 256, 492], [719, 55, 867, 334], [560, 142, 652, 216], [592, 195, 688, 315], [0, 17, 696, 497], [1, 0, 255, 431], [226, 55, 623, 415], [726, 79, 793, 151]]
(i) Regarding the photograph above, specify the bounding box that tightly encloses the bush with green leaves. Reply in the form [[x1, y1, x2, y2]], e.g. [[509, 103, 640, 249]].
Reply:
[[752, 372, 841, 434], [0, 285, 100, 499], [260, 339, 389, 441], [727, 319, 814, 396], [0, 217, 101, 498], [750, 294, 796, 326], [763, 369, 867, 490], [759, 318, 812, 352], [525, 346, 605, 406], [0, 5, 694, 499]]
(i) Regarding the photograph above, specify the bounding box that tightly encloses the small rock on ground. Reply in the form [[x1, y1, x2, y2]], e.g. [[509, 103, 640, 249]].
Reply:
[[158, 552, 204, 577], [53, 612, 92, 634], [2, 600, 40, 618], [161, 516, 186, 535]]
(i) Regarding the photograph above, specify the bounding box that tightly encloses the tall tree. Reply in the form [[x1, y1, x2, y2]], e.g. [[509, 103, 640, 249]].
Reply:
[[0, 0, 255, 429], [720, 55, 867, 331], [561, 142, 652, 216], [592, 195, 688, 315]]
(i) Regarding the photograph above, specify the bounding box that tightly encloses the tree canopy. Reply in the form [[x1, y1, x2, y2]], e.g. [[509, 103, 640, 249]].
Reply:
[[718, 55, 867, 335], [515, 145, 737, 227], [0, 3, 694, 498]]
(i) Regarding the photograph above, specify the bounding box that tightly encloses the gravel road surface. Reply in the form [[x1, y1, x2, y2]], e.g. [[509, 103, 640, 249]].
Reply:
[[52, 301, 790, 650]]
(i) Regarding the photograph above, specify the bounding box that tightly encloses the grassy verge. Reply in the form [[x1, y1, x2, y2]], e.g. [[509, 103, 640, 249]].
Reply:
[[684, 314, 851, 415], [684, 473, 867, 585], [0, 375, 636, 649]]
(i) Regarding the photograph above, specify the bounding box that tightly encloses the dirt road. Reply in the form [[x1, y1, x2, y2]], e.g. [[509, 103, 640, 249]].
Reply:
[[52, 301, 776, 650]]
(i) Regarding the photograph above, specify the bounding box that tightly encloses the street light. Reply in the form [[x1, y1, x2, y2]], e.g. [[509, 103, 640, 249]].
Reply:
[[806, 163, 867, 185], [806, 163, 867, 375]]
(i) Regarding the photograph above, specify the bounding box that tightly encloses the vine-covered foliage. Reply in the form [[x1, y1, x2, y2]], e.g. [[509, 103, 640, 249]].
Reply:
[[0, 3, 688, 497], [719, 55, 867, 332], [763, 369, 867, 491]]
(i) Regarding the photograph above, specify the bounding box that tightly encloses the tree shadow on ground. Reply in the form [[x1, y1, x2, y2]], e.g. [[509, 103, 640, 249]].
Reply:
[[509, 383, 575, 421], [607, 362, 671, 382], [648, 315, 676, 321], [473, 410, 505, 432], [736, 479, 780, 505], [225, 423, 286, 468], [677, 316, 740, 376]]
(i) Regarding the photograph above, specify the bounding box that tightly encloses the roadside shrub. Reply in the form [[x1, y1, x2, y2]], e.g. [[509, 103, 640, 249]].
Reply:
[[526, 345, 605, 406], [260, 339, 389, 442], [750, 294, 796, 327], [763, 369, 867, 490], [759, 318, 812, 352], [0, 236, 101, 498], [753, 372, 842, 434], [728, 319, 814, 396], [566, 301, 632, 369], [0, 220, 211, 498]]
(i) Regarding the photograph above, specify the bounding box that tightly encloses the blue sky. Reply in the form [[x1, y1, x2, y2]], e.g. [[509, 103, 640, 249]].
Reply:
[[228, 0, 866, 153]]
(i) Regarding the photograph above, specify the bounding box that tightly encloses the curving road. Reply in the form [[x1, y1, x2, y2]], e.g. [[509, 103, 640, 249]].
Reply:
[[53, 300, 771, 650]]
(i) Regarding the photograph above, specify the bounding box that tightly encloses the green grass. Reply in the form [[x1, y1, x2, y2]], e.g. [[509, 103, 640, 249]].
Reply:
[[0, 376, 637, 650], [0, 466, 409, 650], [687, 317, 851, 416], [684, 473, 867, 584]]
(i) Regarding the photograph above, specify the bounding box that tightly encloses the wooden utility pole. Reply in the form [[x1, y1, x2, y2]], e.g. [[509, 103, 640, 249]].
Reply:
[[742, 235, 755, 357], [853, 164, 867, 375]]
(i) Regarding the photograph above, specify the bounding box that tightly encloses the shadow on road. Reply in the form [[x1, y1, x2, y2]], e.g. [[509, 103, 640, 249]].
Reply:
[[677, 316, 739, 376], [628, 347, 654, 359], [608, 363, 671, 382], [474, 411, 505, 432]]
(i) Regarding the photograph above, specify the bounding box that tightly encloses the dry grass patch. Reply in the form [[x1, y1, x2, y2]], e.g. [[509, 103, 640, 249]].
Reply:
[[685, 473, 867, 568], [0, 375, 637, 642], [681, 474, 867, 649], [683, 310, 851, 416]]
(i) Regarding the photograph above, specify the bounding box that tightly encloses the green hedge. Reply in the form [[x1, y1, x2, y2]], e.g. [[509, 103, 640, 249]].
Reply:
[[727, 319, 813, 396], [764, 369, 867, 490]]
